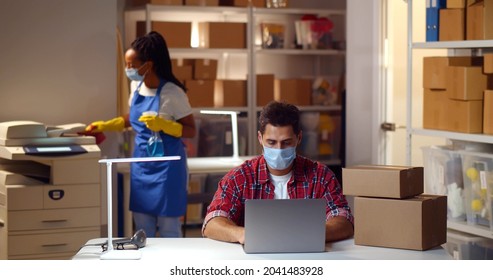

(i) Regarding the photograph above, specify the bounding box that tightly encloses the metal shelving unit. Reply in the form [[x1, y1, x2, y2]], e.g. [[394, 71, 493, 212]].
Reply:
[[406, 0, 493, 238], [124, 4, 345, 164]]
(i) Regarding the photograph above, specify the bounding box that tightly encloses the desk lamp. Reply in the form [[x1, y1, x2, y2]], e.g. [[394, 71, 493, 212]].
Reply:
[[98, 156, 180, 260], [200, 110, 240, 159]]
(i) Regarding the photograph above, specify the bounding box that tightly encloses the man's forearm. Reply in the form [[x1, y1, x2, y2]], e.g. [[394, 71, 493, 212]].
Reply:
[[325, 216, 354, 242], [203, 217, 245, 244]]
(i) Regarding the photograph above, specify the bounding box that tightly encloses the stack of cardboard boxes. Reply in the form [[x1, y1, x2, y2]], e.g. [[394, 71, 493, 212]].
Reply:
[[423, 54, 493, 134], [434, 0, 493, 41], [343, 165, 447, 251]]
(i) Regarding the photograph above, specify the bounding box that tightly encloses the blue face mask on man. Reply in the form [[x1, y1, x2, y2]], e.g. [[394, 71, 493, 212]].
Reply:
[[125, 63, 147, 81], [262, 145, 296, 170]]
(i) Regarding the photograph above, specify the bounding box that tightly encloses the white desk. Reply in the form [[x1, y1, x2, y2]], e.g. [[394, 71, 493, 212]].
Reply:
[[117, 156, 254, 236], [73, 237, 452, 260]]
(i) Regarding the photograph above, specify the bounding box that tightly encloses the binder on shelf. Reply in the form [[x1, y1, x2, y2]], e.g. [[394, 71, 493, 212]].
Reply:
[[426, 0, 446, 42]]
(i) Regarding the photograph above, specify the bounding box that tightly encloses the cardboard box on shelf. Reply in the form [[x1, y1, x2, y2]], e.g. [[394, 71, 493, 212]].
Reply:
[[274, 78, 312, 106], [423, 89, 448, 130], [446, 66, 488, 100], [445, 98, 483, 133], [483, 90, 493, 134], [447, 0, 467, 8], [193, 59, 218, 80], [214, 80, 247, 107], [130, 0, 183, 6], [439, 8, 465, 41], [136, 21, 191, 48], [485, 53, 493, 74], [422, 56, 483, 89], [342, 165, 424, 199], [466, 0, 493, 40], [219, 0, 265, 7], [185, 80, 215, 107], [184, 0, 219, 6], [171, 59, 193, 81], [354, 195, 447, 251], [198, 22, 246, 49], [256, 74, 275, 106]]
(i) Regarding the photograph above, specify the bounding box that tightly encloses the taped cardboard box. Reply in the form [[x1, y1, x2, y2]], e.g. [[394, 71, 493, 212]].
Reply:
[[342, 165, 423, 199], [422, 56, 483, 89], [354, 195, 447, 251]]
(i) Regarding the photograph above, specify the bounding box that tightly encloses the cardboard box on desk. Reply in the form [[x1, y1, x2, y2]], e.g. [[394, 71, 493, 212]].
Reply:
[[354, 195, 447, 251], [342, 165, 424, 199], [137, 21, 191, 48]]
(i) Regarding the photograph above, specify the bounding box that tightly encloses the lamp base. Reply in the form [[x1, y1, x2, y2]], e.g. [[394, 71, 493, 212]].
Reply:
[[100, 250, 142, 260]]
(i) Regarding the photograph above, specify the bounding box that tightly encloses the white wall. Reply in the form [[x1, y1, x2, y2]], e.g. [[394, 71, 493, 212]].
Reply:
[[346, 0, 381, 166], [0, 0, 117, 142]]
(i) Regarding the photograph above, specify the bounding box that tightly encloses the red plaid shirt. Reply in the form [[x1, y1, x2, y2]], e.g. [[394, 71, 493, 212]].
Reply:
[[203, 155, 354, 231]]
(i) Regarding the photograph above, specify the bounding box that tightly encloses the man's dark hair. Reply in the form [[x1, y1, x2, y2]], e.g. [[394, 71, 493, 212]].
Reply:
[[130, 31, 186, 92], [258, 101, 301, 135]]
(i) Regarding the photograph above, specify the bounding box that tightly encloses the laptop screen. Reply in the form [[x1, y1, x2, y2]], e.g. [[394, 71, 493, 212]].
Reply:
[[243, 199, 326, 254]]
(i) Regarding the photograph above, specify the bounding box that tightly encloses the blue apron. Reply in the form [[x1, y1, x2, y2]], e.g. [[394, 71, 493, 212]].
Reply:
[[128, 80, 188, 217]]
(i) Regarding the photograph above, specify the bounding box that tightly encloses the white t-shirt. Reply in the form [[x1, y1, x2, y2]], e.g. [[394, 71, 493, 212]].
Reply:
[[270, 171, 292, 199], [129, 80, 193, 121]]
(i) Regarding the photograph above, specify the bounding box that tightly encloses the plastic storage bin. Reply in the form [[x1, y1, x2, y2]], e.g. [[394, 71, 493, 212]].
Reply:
[[459, 150, 493, 229], [422, 146, 466, 222], [444, 229, 493, 260], [197, 116, 248, 157]]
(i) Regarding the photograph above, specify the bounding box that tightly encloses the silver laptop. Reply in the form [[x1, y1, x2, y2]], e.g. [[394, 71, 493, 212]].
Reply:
[[243, 199, 326, 254]]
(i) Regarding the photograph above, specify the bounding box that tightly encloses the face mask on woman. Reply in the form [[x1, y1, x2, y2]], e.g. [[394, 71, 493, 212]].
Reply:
[[125, 63, 147, 81], [262, 145, 296, 170]]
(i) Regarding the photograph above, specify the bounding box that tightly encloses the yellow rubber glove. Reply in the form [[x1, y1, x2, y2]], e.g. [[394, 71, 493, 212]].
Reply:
[[85, 116, 125, 133], [138, 115, 183, 138]]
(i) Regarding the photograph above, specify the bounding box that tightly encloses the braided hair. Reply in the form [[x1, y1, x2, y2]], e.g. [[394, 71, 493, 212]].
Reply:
[[130, 31, 186, 92]]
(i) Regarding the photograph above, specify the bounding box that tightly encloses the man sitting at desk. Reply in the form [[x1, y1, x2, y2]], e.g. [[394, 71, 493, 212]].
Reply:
[[202, 101, 354, 244]]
